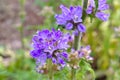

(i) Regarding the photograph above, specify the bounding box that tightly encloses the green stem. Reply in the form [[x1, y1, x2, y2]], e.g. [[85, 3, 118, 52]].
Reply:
[[71, 68, 76, 80], [73, 32, 80, 50], [82, 0, 88, 21], [72, 32, 82, 80], [20, 26, 25, 49], [73, 32, 83, 50], [82, 0, 88, 8], [71, 0, 88, 80], [48, 60, 54, 80], [19, 0, 26, 49]]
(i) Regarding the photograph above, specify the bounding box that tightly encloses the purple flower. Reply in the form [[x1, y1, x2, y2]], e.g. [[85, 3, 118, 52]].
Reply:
[[86, 0, 95, 14], [77, 23, 86, 32], [95, 12, 110, 21], [86, 0, 110, 21], [55, 4, 86, 33], [30, 29, 72, 71], [96, 0, 110, 21], [78, 45, 93, 60]]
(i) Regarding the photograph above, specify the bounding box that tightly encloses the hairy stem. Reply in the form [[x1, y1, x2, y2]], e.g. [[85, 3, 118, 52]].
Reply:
[[71, 0, 88, 80]]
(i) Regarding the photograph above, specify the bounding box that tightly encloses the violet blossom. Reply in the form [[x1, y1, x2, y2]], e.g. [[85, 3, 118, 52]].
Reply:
[[55, 5, 86, 33], [30, 29, 72, 73], [86, 0, 110, 21]]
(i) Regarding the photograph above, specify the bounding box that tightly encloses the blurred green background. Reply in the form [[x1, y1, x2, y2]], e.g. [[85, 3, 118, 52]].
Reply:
[[0, 0, 120, 80]]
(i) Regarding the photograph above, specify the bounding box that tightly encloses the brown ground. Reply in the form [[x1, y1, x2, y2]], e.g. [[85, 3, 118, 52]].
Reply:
[[0, 0, 43, 49]]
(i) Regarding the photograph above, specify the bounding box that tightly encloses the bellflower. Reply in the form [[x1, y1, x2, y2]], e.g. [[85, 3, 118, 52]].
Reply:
[[55, 5, 86, 33], [30, 29, 72, 73], [86, 0, 110, 21]]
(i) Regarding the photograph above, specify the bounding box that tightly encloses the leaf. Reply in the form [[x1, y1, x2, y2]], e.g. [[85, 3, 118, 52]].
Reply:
[[78, 59, 95, 80], [54, 67, 68, 80]]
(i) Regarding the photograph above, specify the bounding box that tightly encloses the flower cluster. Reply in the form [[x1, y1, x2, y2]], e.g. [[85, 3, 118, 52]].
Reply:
[[30, 0, 110, 75], [30, 29, 72, 73], [86, 0, 110, 21], [78, 45, 93, 60], [55, 0, 109, 35], [68, 46, 93, 69], [55, 5, 86, 33]]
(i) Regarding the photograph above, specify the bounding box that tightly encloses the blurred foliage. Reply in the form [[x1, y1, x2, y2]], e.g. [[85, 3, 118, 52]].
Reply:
[[0, 0, 120, 80]]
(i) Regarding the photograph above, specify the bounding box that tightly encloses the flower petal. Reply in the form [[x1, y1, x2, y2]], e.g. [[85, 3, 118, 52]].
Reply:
[[77, 24, 86, 32], [65, 23, 73, 30], [95, 12, 110, 21]]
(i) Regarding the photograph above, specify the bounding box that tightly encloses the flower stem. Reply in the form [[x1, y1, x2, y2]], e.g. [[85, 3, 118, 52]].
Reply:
[[48, 60, 54, 80], [19, 0, 26, 49], [73, 32, 80, 50], [73, 32, 83, 50], [71, 68, 76, 80], [82, 0, 88, 21], [72, 32, 82, 80], [71, 0, 88, 79]]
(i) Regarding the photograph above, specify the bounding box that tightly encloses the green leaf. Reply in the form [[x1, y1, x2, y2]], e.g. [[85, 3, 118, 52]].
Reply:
[[78, 59, 95, 80]]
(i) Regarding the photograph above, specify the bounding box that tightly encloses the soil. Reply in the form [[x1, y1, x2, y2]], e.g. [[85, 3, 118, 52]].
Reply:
[[0, 0, 44, 49]]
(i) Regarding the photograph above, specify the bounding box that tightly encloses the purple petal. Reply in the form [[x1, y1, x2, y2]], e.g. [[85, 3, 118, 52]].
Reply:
[[86, 0, 95, 14], [70, 6, 74, 12], [52, 58, 57, 64], [73, 16, 82, 23], [74, 6, 82, 17], [60, 4, 70, 15], [98, 4, 109, 10], [78, 52, 84, 58], [32, 35, 39, 43], [95, 12, 110, 21], [85, 45, 91, 50], [57, 57, 65, 65], [73, 29, 79, 36], [30, 50, 41, 58], [71, 6, 83, 23], [98, 0, 107, 5], [61, 52, 68, 59], [55, 14, 67, 25], [65, 23, 73, 30], [86, 56, 93, 60], [58, 38, 69, 49], [77, 23, 86, 32], [36, 53, 47, 65], [86, 5, 93, 14], [89, 0, 95, 7]]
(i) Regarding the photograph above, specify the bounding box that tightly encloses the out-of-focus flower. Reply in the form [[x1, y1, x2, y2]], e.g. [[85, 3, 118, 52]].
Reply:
[[30, 29, 72, 73], [68, 45, 93, 69], [86, 0, 95, 14], [68, 50, 80, 69], [86, 0, 110, 21], [55, 5, 86, 33], [40, 6, 54, 16], [79, 45, 93, 60]]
